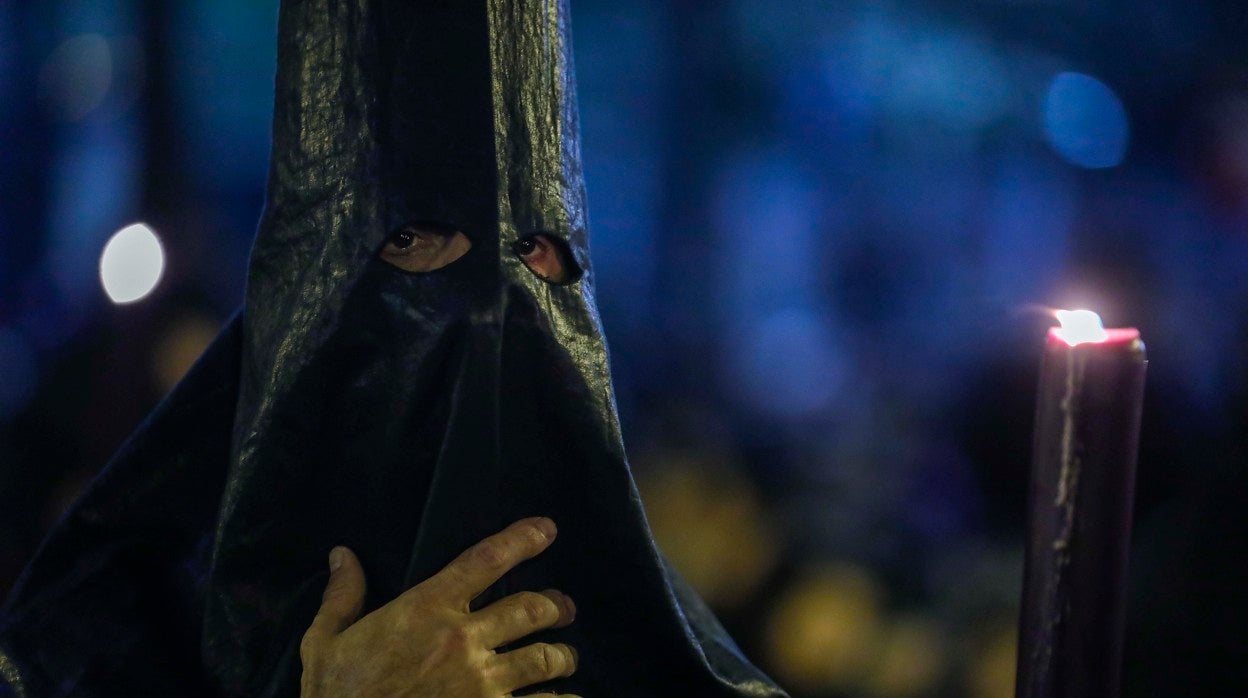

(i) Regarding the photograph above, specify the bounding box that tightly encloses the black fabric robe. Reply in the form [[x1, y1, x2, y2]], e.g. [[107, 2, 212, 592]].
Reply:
[[0, 2, 787, 696]]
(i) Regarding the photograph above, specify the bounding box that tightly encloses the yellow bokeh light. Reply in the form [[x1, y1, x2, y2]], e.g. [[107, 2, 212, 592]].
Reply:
[[637, 453, 778, 611], [153, 315, 219, 393], [967, 621, 1018, 698], [865, 615, 948, 697], [764, 563, 884, 693]]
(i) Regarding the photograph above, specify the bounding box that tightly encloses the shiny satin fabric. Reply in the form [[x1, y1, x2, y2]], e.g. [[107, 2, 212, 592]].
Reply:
[[0, 1, 787, 696]]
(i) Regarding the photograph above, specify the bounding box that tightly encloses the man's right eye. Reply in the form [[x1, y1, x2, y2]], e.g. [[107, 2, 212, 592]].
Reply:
[[379, 224, 472, 272], [389, 228, 417, 250]]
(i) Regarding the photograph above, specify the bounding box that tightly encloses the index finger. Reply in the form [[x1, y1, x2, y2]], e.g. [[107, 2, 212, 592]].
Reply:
[[422, 517, 557, 607]]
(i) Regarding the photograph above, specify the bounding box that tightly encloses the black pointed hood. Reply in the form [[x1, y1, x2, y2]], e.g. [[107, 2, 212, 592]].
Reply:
[[0, 2, 786, 696]]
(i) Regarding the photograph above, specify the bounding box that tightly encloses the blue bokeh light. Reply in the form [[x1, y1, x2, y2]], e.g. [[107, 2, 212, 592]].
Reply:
[[573, 0, 665, 338], [728, 308, 844, 418], [0, 328, 39, 420], [711, 153, 845, 418], [47, 119, 140, 308], [1042, 72, 1130, 169], [981, 159, 1074, 307], [174, 0, 277, 190], [712, 153, 823, 314]]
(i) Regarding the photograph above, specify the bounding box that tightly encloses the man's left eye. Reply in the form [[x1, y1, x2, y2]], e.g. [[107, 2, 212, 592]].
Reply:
[[513, 237, 539, 257], [512, 234, 578, 284]]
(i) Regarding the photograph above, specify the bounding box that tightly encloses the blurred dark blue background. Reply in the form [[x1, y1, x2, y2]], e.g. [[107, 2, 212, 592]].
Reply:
[[2, 1, 1246, 695]]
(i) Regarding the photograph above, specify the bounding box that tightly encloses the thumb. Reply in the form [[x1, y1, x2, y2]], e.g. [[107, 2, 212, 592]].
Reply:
[[314, 546, 366, 635]]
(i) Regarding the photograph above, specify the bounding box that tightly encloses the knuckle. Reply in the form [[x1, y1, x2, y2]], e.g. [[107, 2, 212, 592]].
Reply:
[[321, 580, 356, 606], [529, 643, 553, 675], [473, 539, 508, 569], [321, 585, 345, 604], [298, 629, 320, 663], [441, 623, 475, 651], [518, 593, 555, 626], [534, 643, 566, 677]]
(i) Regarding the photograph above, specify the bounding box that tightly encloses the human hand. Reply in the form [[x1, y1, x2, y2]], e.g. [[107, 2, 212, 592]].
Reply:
[[300, 517, 580, 697]]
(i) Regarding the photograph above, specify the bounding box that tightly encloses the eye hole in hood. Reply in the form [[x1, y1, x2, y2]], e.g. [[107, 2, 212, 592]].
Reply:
[[512, 233, 582, 285], [379, 222, 473, 273]]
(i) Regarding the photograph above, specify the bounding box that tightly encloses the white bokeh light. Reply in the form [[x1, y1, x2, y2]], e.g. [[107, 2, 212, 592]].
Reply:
[[99, 222, 165, 304]]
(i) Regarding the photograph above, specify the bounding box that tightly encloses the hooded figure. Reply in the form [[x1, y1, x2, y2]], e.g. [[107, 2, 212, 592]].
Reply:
[[0, 1, 786, 696]]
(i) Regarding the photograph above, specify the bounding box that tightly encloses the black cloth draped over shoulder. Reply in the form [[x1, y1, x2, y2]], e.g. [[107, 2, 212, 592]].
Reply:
[[0, 1, 787, 696]]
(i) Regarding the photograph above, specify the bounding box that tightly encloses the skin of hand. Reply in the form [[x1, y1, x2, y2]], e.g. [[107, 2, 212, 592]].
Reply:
[[300, 517, 581, 698]]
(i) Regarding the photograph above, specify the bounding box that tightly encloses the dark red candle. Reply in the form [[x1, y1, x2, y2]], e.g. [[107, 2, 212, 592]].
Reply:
[[1015, 310, 1147, 698]]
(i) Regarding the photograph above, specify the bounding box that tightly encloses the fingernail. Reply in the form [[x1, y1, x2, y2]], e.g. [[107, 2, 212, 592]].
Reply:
[[569, 645, 579, 665], [547, 590, 568, 612], [564, 594, 576, 618], [534, 517, 557, 540], [329, 547, 344, 572]]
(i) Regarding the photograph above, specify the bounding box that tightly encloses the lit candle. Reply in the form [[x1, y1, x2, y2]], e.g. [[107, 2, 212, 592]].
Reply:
[[1015, 309, 1147, 698]]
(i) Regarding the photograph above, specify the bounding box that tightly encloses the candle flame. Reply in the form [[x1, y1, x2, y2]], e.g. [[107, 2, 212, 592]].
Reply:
[[1053, 309, 1109, 346]]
